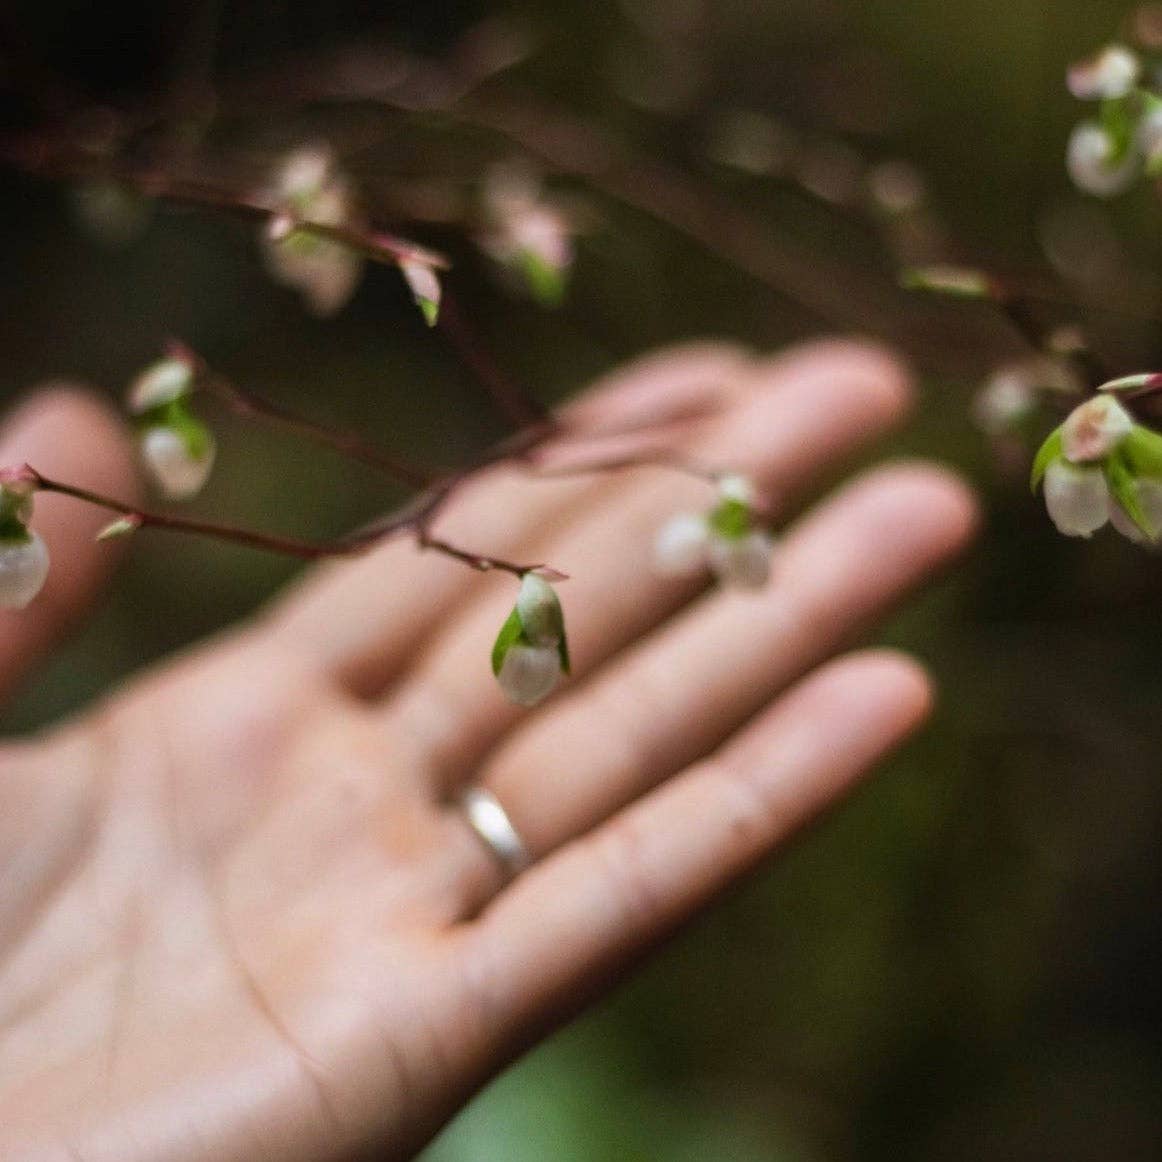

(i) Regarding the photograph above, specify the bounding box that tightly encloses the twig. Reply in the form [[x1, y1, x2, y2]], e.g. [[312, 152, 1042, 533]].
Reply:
[[168, 341, 441, 489], [26, 467, 556, 577]]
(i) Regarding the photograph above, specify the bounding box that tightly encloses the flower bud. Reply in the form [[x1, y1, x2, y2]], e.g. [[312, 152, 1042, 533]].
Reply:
[[1066, 122, 1139, 196], [139, 424, 216, 500], [262, 147, 364, 316], [0, 530, 49, 610], [127, 356, 195, 414], [1043, 459, 1111, 537], [654, 513, 710, 576], [400, 259, 441, 326], [496, 642, 563, 707], [1067, 45, 1141, 100], [707, 529, 774, 589], [515, 572, 565, 646], [1061, 396, 1134, 463], [492, 574, 570, 707]]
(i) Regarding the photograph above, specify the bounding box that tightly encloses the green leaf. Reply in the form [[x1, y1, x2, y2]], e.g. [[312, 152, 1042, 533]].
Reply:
[[491, 607, 526, 676], [708, 497, 751, 539], [899, 265, 995, 300], [1030, 426, 1065, 493], [1121, 424, 1162, 478], [1104, 451, 1156, 539]]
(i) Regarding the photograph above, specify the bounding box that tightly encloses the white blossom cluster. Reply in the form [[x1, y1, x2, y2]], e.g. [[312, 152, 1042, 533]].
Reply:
[[1065, 43, 1162, 196], [1032, 389, 1162, 541]]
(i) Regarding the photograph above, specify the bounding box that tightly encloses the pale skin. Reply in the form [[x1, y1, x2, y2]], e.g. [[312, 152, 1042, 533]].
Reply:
[[0, 340, 977, 1161]]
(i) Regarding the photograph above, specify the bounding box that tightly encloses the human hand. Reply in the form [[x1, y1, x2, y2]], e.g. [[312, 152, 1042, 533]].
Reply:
[[0, 340, 976, 1161]]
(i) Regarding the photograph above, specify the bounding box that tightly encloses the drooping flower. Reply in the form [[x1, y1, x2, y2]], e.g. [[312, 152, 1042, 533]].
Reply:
[[261, 145, 364, 317], [126, 355, 216, 500], [1032, 395, 1162, 541], [0, 473, 48, 609], [1066, 122, 1140, 197], [654, 474, 774, 588], [479, 165, 574, 306], [492, 572, 571, 707]]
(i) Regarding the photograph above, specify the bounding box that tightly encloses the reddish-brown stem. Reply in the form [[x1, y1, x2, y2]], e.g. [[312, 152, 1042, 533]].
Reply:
[[167, 341, 441, 488], [28, 468, 553, 577], [436, 289, 552, 429]]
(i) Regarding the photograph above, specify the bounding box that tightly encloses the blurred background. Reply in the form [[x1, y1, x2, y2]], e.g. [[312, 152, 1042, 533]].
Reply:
[[2, 1, 1161, 1158]]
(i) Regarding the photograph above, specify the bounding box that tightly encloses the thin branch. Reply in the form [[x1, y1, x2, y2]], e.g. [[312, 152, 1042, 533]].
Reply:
[[0, 140, 449, 272], [436, 288, 553, 428], [26, 467, 555, 577], [168, 341, 442, 488]]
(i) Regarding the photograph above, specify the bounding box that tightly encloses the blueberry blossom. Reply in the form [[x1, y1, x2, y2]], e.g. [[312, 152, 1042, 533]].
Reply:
[[1031, 394, 1162, 540], [491, 572, 571, 707], [654, 474, 774, 588], [126, 355, 216, 500], [0, 470, 49, 609], [262, 145, 363, 316]]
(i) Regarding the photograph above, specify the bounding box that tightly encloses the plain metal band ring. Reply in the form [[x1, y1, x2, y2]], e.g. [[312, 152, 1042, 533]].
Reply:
[[460, 786, 533, 877]]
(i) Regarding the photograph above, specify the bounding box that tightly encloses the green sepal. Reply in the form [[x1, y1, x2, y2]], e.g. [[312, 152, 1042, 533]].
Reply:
[[0, 517, 31, 543], [136, 399, 212, 459], [1100, 95, 1135, 164], [491, 607, 526, 676], [1104, 449, 1156, 539], [419, 297, 440, 327], [1121, 424, 1162, 478], [557, 631, 571, 676], [708, 496, 752, 539], [519, 251, 566, 307], [1030, 426, 1065, 493]]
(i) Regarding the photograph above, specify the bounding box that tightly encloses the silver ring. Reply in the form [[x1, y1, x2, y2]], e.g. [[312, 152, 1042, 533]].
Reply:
[[460, 786, 532, 877]]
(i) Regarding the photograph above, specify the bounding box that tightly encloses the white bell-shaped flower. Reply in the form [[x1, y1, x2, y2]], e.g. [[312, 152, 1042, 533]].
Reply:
[[139, 426, 216, 500], [0, 531, 49, 609], [1043, 459, 1111, 537], [1108, 478, 1162, 543], [496, 642, 563, 707], [262, 150, 364, 317], [654, 513, 710, 576], [707, 529, 774, 588], [1066, 123, 1139, 196]]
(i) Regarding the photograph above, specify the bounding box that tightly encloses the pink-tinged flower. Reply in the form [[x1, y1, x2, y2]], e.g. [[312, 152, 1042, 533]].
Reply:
[[1061, 396, 1133, 463], [479, 165, 574, 304], [1067, 44, 1141, 100], [262, 146, 365, 316]]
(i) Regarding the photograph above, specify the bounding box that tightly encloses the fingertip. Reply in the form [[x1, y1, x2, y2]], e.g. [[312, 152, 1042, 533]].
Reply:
[[750, 336, 915, 426]]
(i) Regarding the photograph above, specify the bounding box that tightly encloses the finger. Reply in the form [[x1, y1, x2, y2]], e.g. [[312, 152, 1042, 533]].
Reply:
[[458, 649, 931, 1058], [0, 385, 139, 703], [260, 341, 753, 694], [385, 341, 911, 781], [470, 464, 974, 856]]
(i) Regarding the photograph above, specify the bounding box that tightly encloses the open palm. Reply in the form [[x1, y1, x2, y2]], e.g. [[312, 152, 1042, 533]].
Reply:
[[0, 340, 975, 1162]]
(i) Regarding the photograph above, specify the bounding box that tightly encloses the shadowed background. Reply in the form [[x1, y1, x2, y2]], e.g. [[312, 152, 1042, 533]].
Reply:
[[2, 1, 1160, 1158]]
